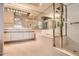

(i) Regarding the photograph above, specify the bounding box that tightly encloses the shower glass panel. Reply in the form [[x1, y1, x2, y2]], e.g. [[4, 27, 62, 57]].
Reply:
[[38, 3, 67, 48], [52, 3, 67, 48], [62, 4, 79, 56]]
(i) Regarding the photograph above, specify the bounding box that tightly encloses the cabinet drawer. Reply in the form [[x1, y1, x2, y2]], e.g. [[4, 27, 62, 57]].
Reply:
[[11, 33, 24, 41], [4, 33, 11, 41]]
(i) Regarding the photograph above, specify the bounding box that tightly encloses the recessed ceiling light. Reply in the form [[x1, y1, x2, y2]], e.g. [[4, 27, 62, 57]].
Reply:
[[13, 10, 16, 12], [7, 8, 10, 11], [10, 9, 13, 12]]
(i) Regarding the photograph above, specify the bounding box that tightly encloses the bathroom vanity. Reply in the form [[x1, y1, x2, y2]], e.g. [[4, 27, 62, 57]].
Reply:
[[4, 28, 36, 42]]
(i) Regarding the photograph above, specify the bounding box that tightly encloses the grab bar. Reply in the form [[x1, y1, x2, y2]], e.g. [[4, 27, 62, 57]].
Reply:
[[70, 22, 79, 24]]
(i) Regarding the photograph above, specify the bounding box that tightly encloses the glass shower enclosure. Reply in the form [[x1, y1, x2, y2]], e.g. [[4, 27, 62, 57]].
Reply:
[[37, 3, 79, 56]]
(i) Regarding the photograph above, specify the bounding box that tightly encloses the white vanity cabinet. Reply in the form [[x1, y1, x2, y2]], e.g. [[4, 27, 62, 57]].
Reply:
[[4, 32, 11, 42], [24, 31, 35, 40], [24, 32, 30, 40], [4, 28, 35, 42], [11, 32, 24, 41]]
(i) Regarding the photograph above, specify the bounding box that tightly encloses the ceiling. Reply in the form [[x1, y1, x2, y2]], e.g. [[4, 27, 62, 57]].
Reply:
[[4, 3, 61, 14], [4, 3, 53, 19], [4, 3, 78, 21], [3, 3, 69, 19], [28, 3, 41, 7], [4, 3, 52, 13]]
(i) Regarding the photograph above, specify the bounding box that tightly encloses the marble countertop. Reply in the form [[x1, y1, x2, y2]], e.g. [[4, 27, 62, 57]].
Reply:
[[4, 27, 34, 33]]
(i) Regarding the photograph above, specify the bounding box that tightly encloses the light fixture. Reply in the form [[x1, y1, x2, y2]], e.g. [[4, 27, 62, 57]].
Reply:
[[15, 10, 19, 12], [10, 9, 13, 12], [18, 10, 21, 14], [13, 9, 16, 12], [5, 7, 30, 15], [7, 8, 10, 11]]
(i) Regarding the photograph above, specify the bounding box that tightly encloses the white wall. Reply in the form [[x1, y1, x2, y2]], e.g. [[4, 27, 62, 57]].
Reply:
[[67, 4, 79, 44], [0, 4, 3, 55]]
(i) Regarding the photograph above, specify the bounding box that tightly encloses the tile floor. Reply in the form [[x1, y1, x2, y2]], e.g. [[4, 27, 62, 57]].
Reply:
[[4, 32, 69, 56]]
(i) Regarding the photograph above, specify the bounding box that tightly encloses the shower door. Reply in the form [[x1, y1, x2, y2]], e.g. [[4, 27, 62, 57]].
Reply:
[[62, 3, 79, 55], [52, 3, 67, 48], [35, 3, 68, 48]]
